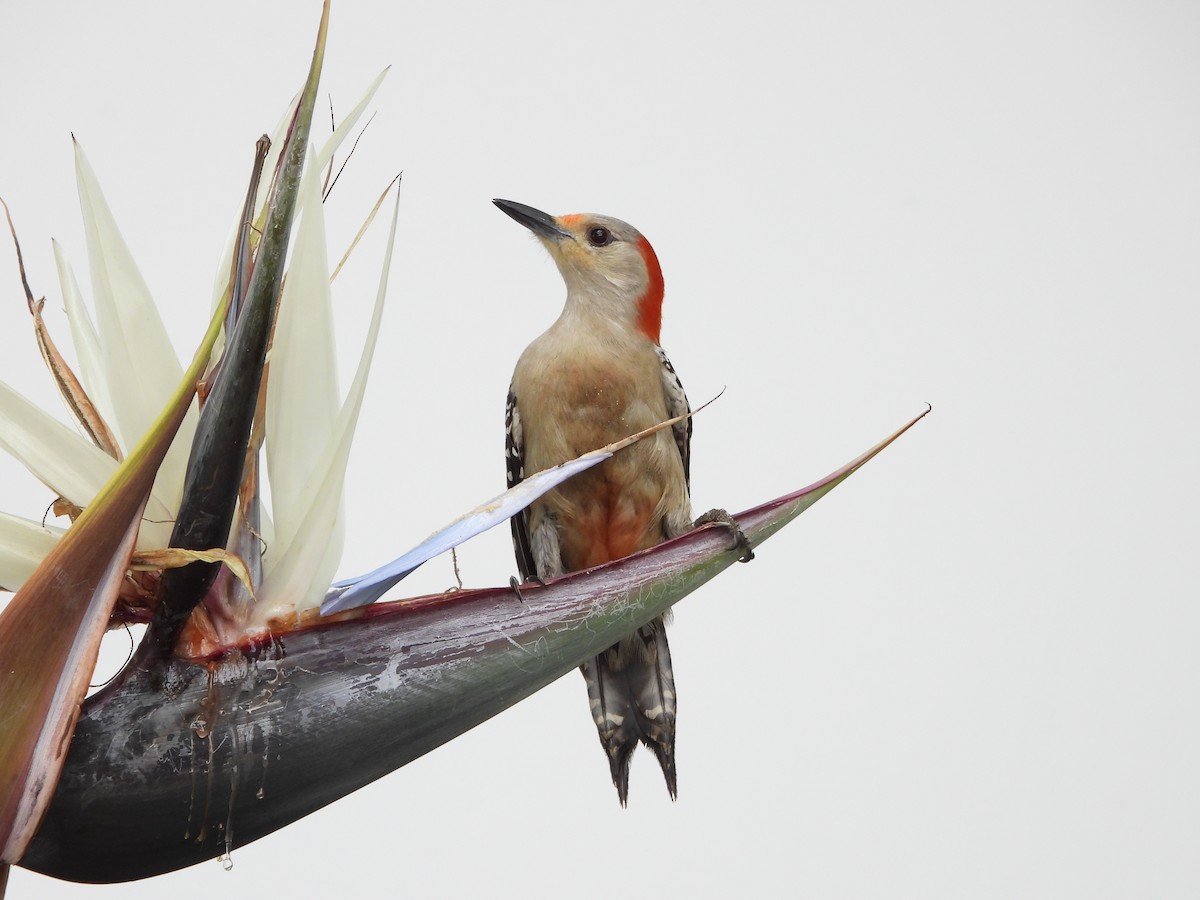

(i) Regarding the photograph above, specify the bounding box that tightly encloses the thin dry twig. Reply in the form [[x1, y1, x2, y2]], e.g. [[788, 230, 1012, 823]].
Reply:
[[330, 172, 401, 283]]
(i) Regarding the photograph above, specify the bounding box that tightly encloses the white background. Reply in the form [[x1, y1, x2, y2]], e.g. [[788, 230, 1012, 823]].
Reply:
[[1, 1, 1198, 896]]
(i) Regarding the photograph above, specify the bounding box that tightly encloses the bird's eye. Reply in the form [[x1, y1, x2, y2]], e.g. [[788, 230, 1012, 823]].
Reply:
[[587, 226, 612, 247]]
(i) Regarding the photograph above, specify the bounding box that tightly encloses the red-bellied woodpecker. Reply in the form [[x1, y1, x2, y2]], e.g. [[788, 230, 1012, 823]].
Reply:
[[496, 198, 744, 804]]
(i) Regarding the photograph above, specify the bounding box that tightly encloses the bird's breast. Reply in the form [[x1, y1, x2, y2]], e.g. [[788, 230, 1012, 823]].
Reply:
[[514, 329, 685, 571], [515, 328, 666, 461]]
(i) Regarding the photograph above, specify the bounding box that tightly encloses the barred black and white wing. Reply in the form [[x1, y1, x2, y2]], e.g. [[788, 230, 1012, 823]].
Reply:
[[656, 345, 692, 493], [505, 387, 536, 582]]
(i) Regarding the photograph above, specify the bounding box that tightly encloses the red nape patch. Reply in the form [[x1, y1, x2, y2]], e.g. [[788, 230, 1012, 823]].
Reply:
[[635, 235, 665, 343]]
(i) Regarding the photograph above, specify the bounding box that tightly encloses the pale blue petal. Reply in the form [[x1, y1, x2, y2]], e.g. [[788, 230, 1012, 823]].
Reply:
[[321, 450, 612, 614]]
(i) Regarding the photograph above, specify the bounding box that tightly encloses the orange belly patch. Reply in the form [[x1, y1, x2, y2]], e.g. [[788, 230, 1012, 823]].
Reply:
[[554, 464, 662, 571]]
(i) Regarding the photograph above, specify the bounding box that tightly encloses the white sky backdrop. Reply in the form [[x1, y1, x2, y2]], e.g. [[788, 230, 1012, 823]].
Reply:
[[1, 1, 1198, 896]]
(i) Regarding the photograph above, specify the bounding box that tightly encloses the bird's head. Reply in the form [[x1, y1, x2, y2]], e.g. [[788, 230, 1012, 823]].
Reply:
[[494, 199, 665, 343]]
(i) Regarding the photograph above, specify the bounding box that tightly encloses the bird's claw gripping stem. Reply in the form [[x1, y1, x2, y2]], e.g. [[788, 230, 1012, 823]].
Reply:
[[508, 575, 526, 603], [693, 508, 755, 563], [507, 574, 547, 603]]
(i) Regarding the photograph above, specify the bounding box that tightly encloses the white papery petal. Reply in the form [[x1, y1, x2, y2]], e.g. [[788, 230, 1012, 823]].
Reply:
[[53, 239, 115, 434], [313, 68, 389, 174], [214, 68, 389, 312], [265, 149, 341, 560], [0, 380, 174, 549], [0, 512, 65, 592], [258, 187, 399, 619], [0, 379, 120, 508], [73, 142, 197, 514]]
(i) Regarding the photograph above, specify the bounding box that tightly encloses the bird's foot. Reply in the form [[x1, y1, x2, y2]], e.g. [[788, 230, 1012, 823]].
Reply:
[[507, 574, 546, 603], [693, 508, 755, 563]]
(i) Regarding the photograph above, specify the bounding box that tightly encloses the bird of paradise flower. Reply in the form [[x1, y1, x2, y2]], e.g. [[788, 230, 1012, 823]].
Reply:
[[0, 3, 926, 887]]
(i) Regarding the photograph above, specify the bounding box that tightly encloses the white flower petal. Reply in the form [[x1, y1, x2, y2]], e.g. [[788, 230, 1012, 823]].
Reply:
[[0, 511, 65, 592], [313, 68, 389, 174], [265, 149, 341, 559], [0, 378, 120, 507], [258, 187, 399, 618], [0, 380, 174, 548], [256, 456, 343, 623], [53, 239, 116, 434], [73, 141, 197, 513]]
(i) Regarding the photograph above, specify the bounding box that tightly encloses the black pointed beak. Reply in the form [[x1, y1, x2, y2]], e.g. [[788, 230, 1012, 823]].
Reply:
[[494, 198, 572, 241]]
